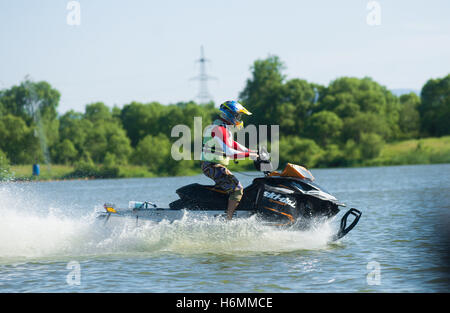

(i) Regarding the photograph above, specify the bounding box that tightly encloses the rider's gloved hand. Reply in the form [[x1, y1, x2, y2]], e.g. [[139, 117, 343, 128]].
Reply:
[[249, 151, 259, 160]]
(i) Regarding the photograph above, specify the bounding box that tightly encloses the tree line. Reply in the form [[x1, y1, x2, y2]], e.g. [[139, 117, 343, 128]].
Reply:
[[0, 56, 449, 178]]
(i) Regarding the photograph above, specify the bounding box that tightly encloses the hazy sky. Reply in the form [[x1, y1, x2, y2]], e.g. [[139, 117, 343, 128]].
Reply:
[[1, 0, 449, 114]]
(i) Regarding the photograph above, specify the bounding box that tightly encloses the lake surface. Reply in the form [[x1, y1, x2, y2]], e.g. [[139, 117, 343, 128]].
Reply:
[[0, 164, 449, 292]]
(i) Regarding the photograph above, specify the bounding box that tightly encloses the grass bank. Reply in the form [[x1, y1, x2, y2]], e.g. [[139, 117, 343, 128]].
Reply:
[[366, 136, 450, 166], [8, 164, 154, 181]]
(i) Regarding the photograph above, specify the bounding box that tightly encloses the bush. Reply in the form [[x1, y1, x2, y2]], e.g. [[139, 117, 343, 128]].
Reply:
[[343, 139, 361, 166], [279, 137, 323, 168], [67, 158, 121, 179], [419, 74, 450, 136], [320, 144, 346, 167], [132, 134, 171, 173], [305, 111, 343, 146], [69, 158, 98, 178], [359, 132, 385, 159], [52, 139, 78, 164], [0, 149, 11, 180]]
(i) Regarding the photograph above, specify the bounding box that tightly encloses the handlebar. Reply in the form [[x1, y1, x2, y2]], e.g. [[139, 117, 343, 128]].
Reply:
[[254, 146, 273, 174]]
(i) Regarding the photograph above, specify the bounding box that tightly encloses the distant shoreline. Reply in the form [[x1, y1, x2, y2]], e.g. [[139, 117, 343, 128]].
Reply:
[[3, 162, 450, 184], [4, 136, 450, 183]]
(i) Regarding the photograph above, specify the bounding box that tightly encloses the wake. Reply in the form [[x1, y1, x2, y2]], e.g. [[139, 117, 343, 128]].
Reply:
[[0, 183, 337, 261]]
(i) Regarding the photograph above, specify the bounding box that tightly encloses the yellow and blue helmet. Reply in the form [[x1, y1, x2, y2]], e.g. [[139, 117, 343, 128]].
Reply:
[[219, 100, 252, 129]]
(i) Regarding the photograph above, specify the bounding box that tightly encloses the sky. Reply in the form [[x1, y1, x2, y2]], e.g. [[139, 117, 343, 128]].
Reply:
[[0, 0, 449, 114]]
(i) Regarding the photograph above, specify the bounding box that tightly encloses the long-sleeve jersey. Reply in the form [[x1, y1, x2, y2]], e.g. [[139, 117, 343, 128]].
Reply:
[[201, 119, 252, 165]]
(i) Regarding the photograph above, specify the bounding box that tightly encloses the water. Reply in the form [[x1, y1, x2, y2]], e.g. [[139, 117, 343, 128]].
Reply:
[[0, 164, 449, 292]]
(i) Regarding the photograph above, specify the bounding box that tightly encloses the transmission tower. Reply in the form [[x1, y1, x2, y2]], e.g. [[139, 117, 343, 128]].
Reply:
[[191, 46, 217, 104]]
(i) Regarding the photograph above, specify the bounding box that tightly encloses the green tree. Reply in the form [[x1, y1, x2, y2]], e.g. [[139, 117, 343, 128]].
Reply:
[[343, 139, 361, 165], [85, 102, 113, 123], [239, 56, 320, 138], [120, 101, 167, 147], [0, 114, 39, 164], [108, 131, 133, 164], [239, 55, 286, 127], [82, 123, 123, 164], [279, 136, 323, 168], [419, 74, 450, 136], [0, 149, 11, 179], [398, 92, 420, 139], [305, 111, 343, 146], [163, 101, 215, 135], [132, 134, 172, 174], [52, 139, 78, 164], [58, 110, 93, 159], [0, 80, 61, 157], [318, 77, 400, 140], [100, 152, 121, 178], [341, 112, 388, 143], [320, 144, 345, 167], [276, 79, 318, 136], [82, 103, 133, 164], [359, 132, 384, 160], [0, 80, 60, 125]]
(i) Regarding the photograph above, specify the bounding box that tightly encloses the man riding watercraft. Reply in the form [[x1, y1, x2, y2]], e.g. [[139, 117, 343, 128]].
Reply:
[[98, 104, 362, 240], [201, 100, 257, 220]]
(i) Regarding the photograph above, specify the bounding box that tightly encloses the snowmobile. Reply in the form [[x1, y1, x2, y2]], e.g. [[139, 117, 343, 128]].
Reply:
[[98, 149, 361, 241]]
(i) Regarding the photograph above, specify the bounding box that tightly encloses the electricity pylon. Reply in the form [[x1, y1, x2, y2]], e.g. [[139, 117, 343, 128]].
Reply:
[[190, 46, 217, 104]]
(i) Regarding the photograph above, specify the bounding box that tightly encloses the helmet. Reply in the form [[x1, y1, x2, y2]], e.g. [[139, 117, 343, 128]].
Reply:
[[219, 100, 252, 129]]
